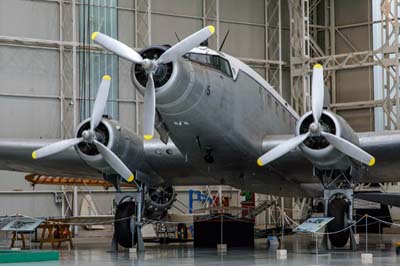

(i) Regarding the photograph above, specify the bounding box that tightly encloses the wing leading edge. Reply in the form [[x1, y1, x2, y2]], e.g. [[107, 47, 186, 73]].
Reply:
[[0, 139, 100, 178], [359, 130, 400, 183]]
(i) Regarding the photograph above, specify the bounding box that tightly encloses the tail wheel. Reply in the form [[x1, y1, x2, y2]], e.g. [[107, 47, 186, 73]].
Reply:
[[115, 201, 137, 248], [327, 197, 350, 248]]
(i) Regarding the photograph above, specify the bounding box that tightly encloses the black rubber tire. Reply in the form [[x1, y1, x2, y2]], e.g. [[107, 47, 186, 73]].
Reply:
[[327, 198, 350, 248], [177, 223, 188, 241], [115, 201, 137, 248]]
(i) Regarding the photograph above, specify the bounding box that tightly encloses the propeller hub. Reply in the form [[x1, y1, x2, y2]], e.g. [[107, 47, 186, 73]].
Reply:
[[309, 122, 320, 135], [82, 130, 95, 142], [142, 58, 157, 72]]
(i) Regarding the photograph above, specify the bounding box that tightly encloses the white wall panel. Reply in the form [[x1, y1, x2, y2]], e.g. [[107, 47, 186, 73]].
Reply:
[[0, 47, 59, 96], [0, 97, 60, 138], [0, 0, 59, 40]]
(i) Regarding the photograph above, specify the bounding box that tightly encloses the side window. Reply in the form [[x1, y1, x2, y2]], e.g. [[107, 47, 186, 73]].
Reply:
[[209, 56, 232, 77], [185, 53, 232, 77], [186, 53, 210, 65]]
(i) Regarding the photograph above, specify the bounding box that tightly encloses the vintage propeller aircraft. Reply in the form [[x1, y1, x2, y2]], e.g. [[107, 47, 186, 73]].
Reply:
[[1, 25, 400, 248]]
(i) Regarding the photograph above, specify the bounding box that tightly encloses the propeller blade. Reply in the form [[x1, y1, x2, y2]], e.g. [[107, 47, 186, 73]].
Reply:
[[311, 64, 324, 123], [93, 140, 135, 182], [92, 32, 144, 64], [143, 72, 156, 140], [321, 132, 375, 166], [156, 26, 215, 64], [91, 75, 112, 131], [257, 132, 310, 166], [32, 138, 83, 159]]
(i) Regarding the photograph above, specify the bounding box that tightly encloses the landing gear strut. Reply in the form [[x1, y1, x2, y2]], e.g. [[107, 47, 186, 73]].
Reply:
[[112, 189, 145, 252], [318, 169, 358, 250]]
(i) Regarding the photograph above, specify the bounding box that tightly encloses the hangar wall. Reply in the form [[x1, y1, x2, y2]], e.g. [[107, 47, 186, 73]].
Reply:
[[0, 0, 279, 217], [333, 0, 374, 132], [0, 0, 395, 221]]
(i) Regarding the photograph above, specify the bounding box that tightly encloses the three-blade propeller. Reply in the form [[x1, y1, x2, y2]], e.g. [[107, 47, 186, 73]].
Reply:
[[92, 26, 215, 140], [257, 64, 375, 167], [32, 75, 135, 182]]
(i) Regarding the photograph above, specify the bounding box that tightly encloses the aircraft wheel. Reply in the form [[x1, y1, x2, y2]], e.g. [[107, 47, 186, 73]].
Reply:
[[115, 201, 137, 248], [177, 223, 188, 241], [327, 197, 350, 248]]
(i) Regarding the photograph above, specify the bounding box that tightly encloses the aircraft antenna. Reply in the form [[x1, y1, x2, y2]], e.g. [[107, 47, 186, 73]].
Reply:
[[219, 29, 230, 51]]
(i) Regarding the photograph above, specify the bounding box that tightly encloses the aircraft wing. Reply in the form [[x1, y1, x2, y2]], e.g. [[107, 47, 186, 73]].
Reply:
[[0, 139, 100, 178], [261, 130, 400, 185], [358, 130, 400, 183], [355, 192, 400, 208]]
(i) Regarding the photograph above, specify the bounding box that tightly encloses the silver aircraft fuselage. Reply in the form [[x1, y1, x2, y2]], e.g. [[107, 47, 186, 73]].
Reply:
[[135, 47, 318, 196]]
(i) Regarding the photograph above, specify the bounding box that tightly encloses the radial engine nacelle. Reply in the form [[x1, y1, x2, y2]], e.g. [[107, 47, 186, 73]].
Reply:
[[296, 110, 359, 170], [74, 118, 153, 180], [257, 64, 375, 173]]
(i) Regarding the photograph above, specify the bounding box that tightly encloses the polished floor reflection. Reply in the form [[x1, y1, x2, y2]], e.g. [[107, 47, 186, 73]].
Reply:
[[1, 234, 400, 266]]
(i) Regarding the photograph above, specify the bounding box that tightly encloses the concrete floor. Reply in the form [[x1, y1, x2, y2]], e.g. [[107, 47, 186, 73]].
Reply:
[[1, 234, 400, 266]]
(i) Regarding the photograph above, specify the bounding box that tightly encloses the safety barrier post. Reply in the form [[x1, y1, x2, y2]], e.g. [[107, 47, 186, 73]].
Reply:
[[365, 214, 368, 253]]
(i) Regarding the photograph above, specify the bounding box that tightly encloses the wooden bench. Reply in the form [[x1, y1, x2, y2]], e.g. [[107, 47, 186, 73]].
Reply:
[[39, 222, 73, 249], [10, 232, 27, 248]]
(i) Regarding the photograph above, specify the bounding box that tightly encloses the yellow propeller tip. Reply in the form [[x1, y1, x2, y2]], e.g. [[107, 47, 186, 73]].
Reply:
[[32, 152, 37, 160], [144, 135, 153, 140], [208, 25, 215, 34], [103, 75, 111, 80], [368, 157, 376, 166], [91, 32, 99, 41], [257, 159, 264, 167], [314, 64, 323, 69], [127, 175, 135, 182]]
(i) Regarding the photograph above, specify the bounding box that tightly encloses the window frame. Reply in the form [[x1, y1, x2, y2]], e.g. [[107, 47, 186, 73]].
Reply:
[[184, 52, 233, 78]]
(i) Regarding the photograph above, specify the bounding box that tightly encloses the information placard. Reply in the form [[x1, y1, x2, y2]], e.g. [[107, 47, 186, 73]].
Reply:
[[1, 217, 43, 232], [294, 217, 334, 233]]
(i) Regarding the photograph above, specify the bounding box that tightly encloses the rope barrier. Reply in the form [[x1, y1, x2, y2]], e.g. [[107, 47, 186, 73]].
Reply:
[[2, 208, 400, 235], [7, 213, 225, 226], [368, 215, 400, 227], [283, 212, 397, 236]]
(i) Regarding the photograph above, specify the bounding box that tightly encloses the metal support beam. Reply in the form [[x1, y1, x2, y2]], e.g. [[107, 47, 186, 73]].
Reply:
[[379, 0, 400, 129], [203, 0, 220, 50], [289, 0, 311, 115], [265, 0, 283, 95]]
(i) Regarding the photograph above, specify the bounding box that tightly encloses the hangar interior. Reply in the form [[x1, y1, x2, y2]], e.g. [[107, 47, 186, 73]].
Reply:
[[1, 0, 400, 265]]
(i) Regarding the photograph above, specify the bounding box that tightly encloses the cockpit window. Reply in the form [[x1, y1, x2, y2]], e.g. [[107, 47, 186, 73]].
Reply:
[[185, 53, 233, 77]]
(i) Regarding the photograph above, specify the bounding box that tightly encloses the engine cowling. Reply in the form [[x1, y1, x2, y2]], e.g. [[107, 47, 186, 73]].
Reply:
[[74, 118, 148, 176], [130, 45, 193, 106], [296, 110, 359, 170]]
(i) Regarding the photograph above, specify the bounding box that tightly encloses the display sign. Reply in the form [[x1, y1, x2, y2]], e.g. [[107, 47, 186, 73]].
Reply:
[[294, 217, 334, 233], [1, 217, 43, 232]]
